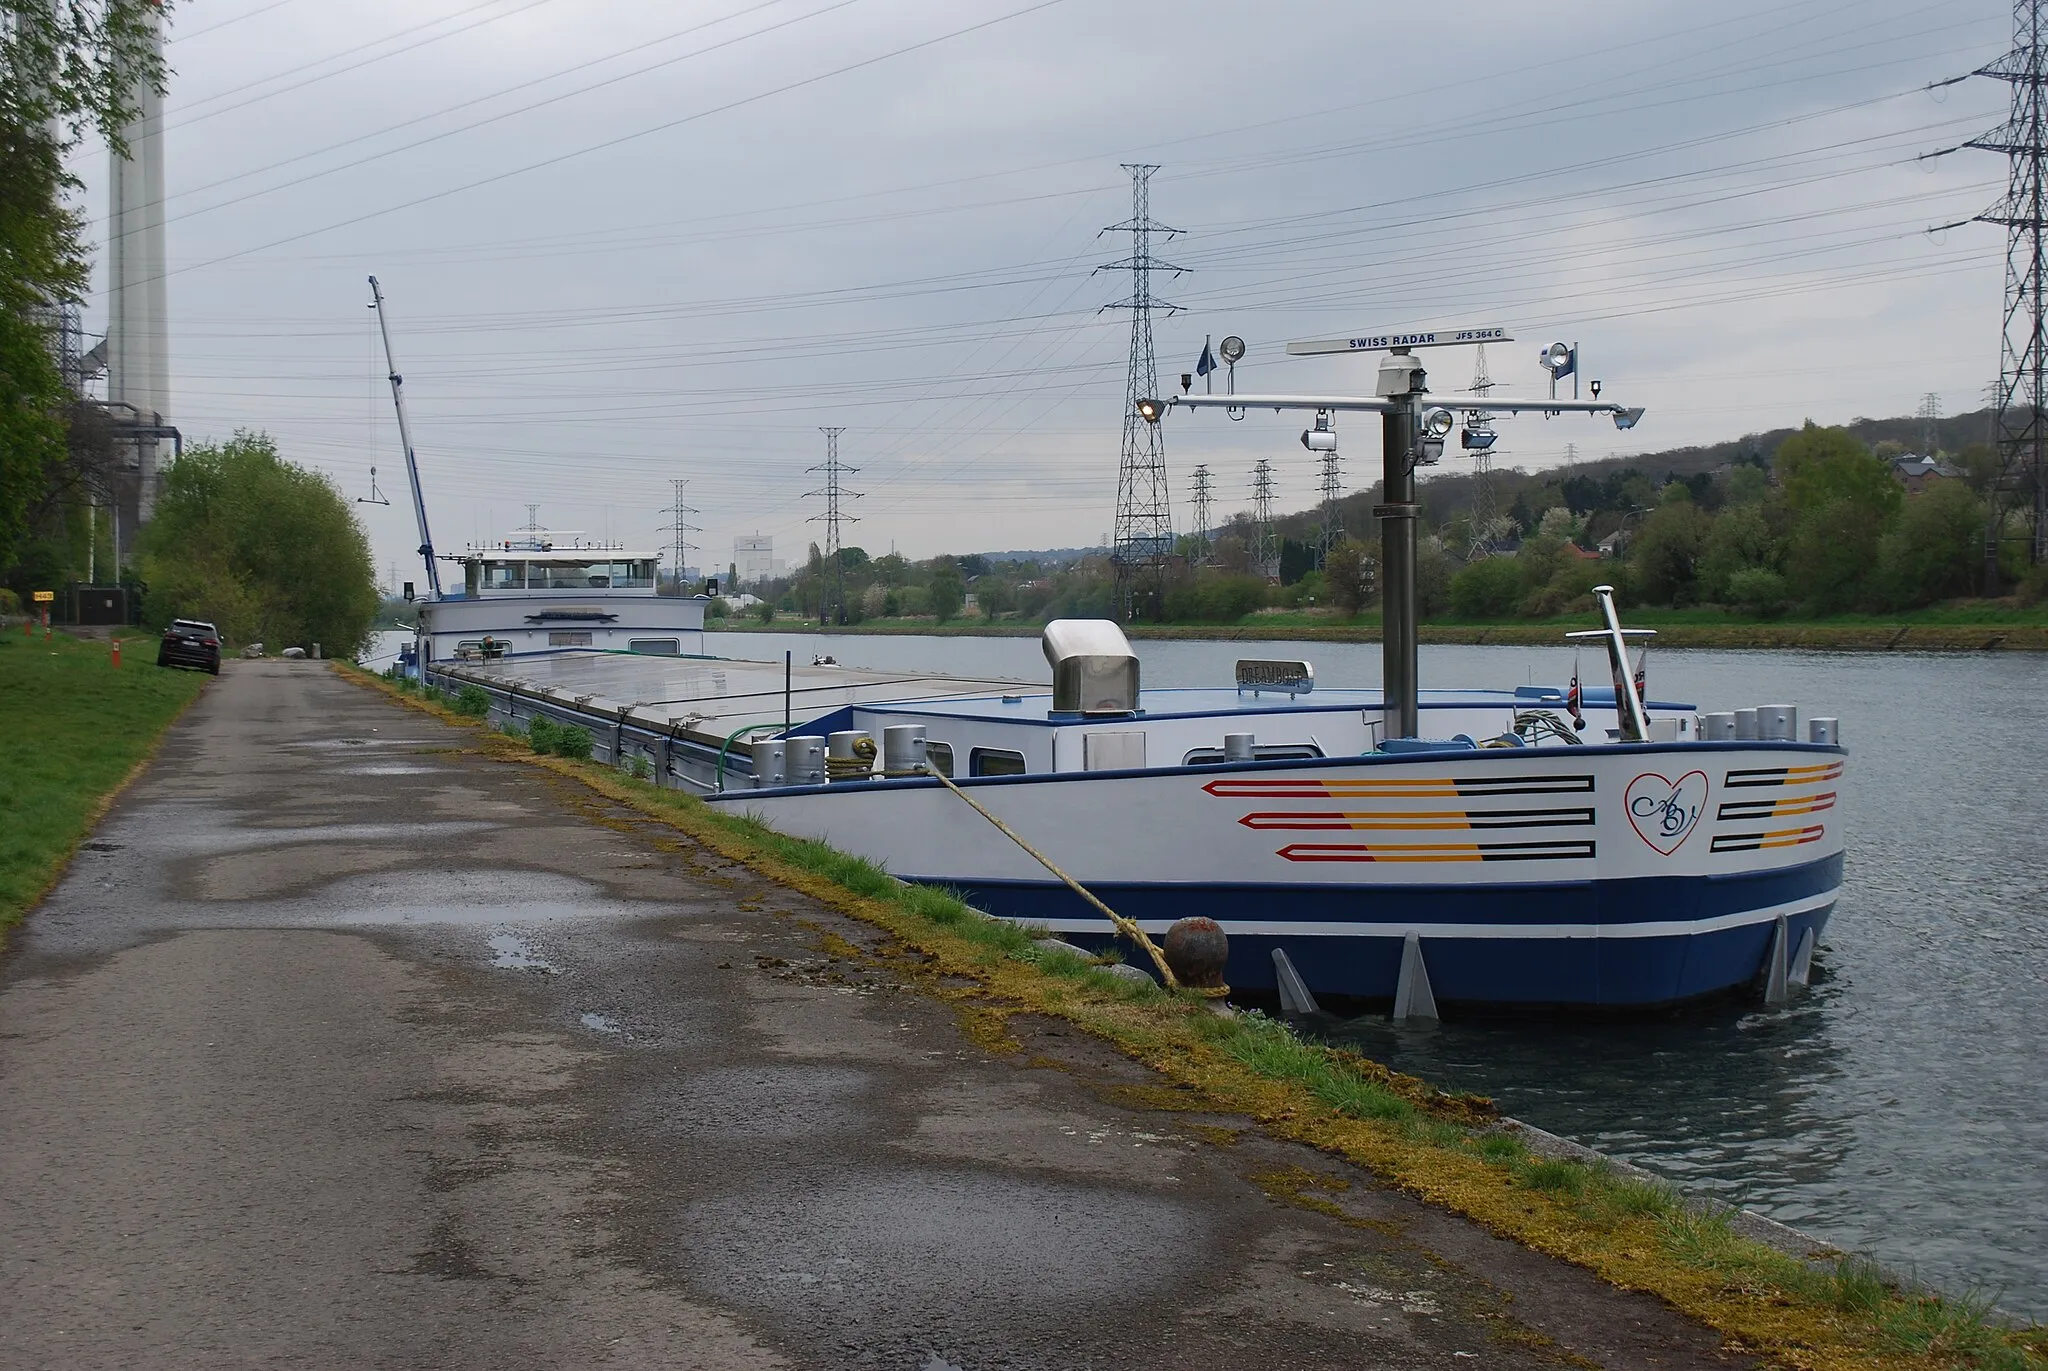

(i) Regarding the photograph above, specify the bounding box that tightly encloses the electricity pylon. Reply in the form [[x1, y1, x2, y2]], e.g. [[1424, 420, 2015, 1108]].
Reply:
[[1189, 464, 1214, 565], [806, 427, 860, 625], [659, 478, 699, 594], [1101, 164, 1180, 621], [1251, 458, 1278, 580]]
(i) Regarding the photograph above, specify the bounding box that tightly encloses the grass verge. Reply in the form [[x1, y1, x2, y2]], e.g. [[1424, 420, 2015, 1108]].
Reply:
[[0, 631, 210, 944], [345, 660, 2045, 1371]]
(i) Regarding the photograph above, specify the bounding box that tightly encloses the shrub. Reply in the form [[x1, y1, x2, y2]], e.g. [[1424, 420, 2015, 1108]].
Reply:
[[1727, 566, 1790, 618], [550, 724, 594, 761], [754, 600, 774, 624], [454, 684, 490, 717], [1450, 556, 1522, 619], [526, 714, 558, 753], [2019, 561, 2048, 607], [628, 755, 651, 780]]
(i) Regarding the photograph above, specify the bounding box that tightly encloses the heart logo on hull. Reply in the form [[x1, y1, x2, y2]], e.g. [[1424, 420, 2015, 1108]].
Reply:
[[1625, 770, 1708, 855]]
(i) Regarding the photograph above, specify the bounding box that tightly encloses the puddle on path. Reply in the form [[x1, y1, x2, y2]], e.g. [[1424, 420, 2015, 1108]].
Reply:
[[290, 737, 424, 750], [335, 763, 439, 776], [579, 1011, 622, 1034], [323, 869, 648, 929], [487, 933, 559, 973]]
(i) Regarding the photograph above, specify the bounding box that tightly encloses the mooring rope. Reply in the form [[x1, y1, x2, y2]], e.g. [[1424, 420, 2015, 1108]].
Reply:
[[920, 764, 1180, 989]]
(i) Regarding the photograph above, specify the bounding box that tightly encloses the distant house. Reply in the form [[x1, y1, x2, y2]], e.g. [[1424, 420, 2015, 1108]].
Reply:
[[1565, 543, 1602, 561], [1890, 453, 1960, 495]]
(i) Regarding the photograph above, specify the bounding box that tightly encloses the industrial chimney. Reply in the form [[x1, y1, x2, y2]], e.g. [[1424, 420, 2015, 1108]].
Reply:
[[106, 0, 169, 527]]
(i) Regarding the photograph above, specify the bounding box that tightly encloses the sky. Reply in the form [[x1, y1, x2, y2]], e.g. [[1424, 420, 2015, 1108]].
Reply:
[[68, 0, 2016, 581]]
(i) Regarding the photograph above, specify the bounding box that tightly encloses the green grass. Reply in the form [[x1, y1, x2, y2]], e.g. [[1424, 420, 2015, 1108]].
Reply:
[[0, 631, 209, 939]]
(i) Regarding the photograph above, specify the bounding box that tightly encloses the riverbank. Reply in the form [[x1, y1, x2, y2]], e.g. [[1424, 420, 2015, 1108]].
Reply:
[[715, 612, 2048, 651], [351, 661, 2047, 1371], [0, 629, 208, 942]]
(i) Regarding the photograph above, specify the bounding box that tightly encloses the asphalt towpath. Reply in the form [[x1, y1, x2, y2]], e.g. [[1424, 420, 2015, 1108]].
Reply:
[[0, 661, 1750, 1370]]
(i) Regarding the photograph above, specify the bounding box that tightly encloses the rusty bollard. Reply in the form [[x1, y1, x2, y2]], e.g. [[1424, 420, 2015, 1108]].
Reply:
[[1162, 916, 1230, 1010]]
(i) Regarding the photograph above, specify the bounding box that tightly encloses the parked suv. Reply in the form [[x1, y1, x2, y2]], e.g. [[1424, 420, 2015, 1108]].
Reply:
[[157, 619, 222, 674]]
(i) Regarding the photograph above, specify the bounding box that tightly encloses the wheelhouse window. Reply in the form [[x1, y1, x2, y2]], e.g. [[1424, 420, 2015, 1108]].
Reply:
[[547, 631, 593, 647], [969, 747, 1026, 777], [628, 638, 680, 656], [926, 742, 955, 778], [527, 559, 655, 590]]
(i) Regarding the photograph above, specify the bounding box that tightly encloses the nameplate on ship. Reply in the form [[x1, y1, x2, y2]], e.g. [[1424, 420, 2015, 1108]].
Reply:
[[1236, 659, 1315, 697]]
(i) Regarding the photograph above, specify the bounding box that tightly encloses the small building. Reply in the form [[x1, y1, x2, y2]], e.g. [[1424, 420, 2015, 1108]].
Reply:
[[733, 534, 783, 586], [1890, 453, 1959, 496]]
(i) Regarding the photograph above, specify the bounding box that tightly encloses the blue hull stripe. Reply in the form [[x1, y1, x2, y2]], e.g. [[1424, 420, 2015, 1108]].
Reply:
[[906, 856, 1841, 1006]]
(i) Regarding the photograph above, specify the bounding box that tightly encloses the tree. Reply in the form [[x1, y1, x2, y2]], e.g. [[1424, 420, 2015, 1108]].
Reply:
[[1774, 422, 1902, 523], [1697, 502, 1778, 603], [975, 577, 1015, 618], [1416, 536, 1457, 618], [1628, 497, 1711, 606], [1323, 538, 1376, 615], [137, 432, 379, 653], [927, 559, 964, 621], [1786, 498, 1887, 613], [1773, 424, 1901, 611], [1723, 464, 1771, 506], [1871, 480, 1984, 608]]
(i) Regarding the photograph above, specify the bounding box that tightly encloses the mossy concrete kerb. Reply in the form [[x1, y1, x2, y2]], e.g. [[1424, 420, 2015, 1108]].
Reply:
[[346, 659, 2047, 1371]]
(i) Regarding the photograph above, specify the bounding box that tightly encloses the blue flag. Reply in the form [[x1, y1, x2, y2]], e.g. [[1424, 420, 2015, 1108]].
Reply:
[[1195, 339, 1216, 376]]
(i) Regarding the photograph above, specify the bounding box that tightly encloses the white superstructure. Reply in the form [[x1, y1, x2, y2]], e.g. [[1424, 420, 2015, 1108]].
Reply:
[[412, 529, 709, 666]]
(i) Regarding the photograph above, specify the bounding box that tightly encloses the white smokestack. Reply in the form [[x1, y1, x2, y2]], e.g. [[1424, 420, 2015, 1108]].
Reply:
[[106, 2, 168, 522]]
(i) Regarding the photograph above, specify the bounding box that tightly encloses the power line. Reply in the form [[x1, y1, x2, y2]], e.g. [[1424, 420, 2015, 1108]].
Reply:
[[168, 0, 549, 127], [139, 0, 858, 234], [123, 0, 1072, 290], [806, 427, 859, 625], [1101, 163, 1177, 622]]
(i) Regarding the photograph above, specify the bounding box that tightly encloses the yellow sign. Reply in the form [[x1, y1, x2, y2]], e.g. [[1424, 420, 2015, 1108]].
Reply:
[[31, 590, 54, 603]]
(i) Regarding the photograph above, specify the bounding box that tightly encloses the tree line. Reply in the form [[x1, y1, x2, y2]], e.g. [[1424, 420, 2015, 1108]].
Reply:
[[746, 420, 2031, 627]]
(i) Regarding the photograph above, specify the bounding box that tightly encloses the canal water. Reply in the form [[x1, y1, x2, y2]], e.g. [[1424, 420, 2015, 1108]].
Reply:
[[369, 627, 2046, 1311]]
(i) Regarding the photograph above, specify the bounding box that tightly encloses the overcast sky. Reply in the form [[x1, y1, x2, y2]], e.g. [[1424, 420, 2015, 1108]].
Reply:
[[70, 0, 2012, 579]]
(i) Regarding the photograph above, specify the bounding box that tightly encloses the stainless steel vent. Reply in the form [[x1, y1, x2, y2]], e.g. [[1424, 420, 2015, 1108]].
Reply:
[[1043, 619, 1140, 715]]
